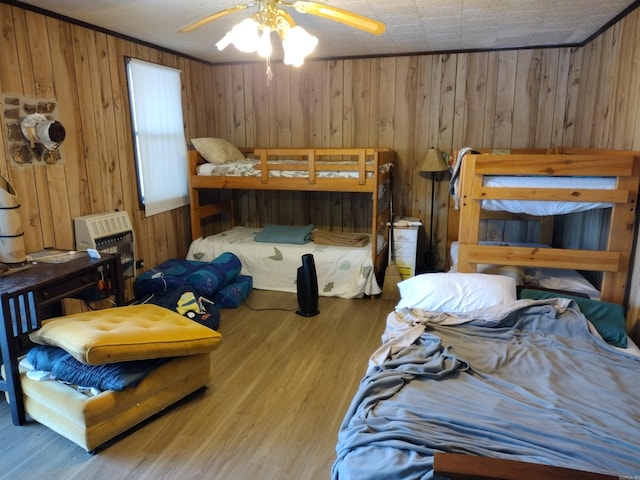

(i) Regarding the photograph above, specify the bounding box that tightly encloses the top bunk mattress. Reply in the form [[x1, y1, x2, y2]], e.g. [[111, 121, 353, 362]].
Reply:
[[451, 147, 618, 215], [197, 158, 393, 179], [481, 175, 615, 215]]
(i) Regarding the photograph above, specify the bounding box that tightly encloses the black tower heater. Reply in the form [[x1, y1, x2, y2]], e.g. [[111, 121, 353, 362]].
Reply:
[[296, 253, 319, 317]]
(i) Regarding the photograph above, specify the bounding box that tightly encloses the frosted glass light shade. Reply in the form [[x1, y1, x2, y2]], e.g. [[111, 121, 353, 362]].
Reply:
[[282, 26, 318, 67], [216, 18, 260, 53]]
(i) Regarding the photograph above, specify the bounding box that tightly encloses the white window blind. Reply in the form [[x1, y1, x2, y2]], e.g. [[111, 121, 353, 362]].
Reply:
[[126, 58, 188, 217]]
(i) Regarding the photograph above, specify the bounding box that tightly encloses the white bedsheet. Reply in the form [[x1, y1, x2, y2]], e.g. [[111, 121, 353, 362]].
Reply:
[[450, 147, 616, 215], [481, 175, 615, 215], [186, 226, 381, 298]]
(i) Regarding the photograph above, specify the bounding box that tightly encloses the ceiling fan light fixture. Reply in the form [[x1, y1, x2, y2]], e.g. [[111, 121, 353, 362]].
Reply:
[[216, 9, 316, 68], [216, 17, 261, 53], [188, 0, 384, 77], [257, 27, 273, 58], [282, 25, 318, 67]]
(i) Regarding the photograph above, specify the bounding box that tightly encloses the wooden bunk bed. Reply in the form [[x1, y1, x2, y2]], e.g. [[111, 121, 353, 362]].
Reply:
[[187, 147, 396, 297], [449, 146, 640, 310]]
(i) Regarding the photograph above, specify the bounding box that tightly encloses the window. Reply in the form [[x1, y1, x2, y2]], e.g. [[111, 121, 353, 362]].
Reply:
[[126, 58, 188, 217]]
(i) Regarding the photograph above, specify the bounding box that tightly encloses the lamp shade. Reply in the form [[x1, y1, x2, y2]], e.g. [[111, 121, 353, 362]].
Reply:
[[418, 148, 448, 173]]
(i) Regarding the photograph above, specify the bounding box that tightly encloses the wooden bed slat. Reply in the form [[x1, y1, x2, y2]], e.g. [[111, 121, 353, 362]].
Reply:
[[190, 175, 380, 192], [472, 154, 634, 177], [457, 245, 626, 272], [433, 452, 619, 480], [470, 186, 632, 204]]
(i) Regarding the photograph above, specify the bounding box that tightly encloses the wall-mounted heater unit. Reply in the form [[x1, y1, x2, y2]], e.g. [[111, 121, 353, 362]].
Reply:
[[74, 211, 135, 278]]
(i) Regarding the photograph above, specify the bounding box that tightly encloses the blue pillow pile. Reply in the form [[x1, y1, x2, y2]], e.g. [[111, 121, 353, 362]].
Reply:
[[134, 252, 252, 309]]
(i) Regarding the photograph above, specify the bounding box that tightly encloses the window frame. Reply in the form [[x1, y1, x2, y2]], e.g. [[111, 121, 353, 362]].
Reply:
[[125, 57, 188, 217]]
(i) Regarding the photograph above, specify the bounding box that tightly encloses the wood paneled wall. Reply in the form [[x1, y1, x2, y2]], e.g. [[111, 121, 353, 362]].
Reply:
[[577, 11, 640, 337], [1, 3, 640, 333]]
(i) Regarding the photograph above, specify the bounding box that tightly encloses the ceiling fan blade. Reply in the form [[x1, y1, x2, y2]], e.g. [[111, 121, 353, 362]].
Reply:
[[291, 1, 385, 35], [178, 5, 250, 33]]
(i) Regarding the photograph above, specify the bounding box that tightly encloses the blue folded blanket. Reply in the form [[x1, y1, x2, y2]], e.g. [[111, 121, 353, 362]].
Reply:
[[27, 345, 168, 391], [254, 224, 314, 244]]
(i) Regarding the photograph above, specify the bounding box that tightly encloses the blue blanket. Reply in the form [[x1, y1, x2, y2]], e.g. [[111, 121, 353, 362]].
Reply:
[[27, 345, 168, 392], [332, 302, 640, 479]]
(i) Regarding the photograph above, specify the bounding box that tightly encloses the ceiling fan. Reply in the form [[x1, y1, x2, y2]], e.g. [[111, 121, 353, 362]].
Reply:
[[178, 1, 385, 71], [178, 1, 386, 36]]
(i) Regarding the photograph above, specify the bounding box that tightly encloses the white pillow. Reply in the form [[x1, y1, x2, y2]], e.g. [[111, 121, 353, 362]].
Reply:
[[396, 272, 517, 313], [191, 137, 245, 165], [524, 267, 600, 299]]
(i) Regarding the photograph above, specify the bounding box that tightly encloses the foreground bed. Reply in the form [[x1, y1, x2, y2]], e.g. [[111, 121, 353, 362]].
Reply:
[[332, 273, 640, 479]]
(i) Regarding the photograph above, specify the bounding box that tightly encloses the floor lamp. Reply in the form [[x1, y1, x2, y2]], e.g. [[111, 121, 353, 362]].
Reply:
[[418, 148, 449, 272]]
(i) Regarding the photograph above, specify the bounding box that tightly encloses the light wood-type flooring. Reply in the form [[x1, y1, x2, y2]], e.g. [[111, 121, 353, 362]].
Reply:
[[0, 290, 396, 479]]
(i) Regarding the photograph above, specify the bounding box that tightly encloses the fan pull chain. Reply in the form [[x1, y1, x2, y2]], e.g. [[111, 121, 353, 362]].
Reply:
[[266, 57, 273, 84]]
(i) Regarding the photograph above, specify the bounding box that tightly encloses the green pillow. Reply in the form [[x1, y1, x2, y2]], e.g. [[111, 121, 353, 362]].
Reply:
[[518, 289, 627, 348]]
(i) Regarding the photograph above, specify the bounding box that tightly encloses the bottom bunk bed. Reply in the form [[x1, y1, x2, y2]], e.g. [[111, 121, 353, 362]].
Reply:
[[186, 223, 383, 298], [332, 273, 640, 479]]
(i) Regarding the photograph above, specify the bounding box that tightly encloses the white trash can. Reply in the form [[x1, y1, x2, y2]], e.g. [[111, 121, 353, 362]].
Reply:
[[0, 175, 26, 265]]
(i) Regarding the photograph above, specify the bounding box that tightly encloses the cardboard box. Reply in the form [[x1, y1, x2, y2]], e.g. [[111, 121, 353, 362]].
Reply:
[[393, 219, 422, 280]]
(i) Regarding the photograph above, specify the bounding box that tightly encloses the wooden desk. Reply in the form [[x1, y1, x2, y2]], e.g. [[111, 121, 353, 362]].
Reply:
[[0, 254, 124, 425]]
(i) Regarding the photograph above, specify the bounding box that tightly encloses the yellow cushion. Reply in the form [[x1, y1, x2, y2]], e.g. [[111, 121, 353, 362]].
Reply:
[[29, 304, 222, 365]]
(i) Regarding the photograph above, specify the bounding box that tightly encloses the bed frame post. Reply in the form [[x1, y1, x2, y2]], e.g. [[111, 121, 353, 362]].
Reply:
[[600, 154, 640, 304], [188, 149, 235, 240], [371, 150, 380, 282], [456, 154, 482, 273]]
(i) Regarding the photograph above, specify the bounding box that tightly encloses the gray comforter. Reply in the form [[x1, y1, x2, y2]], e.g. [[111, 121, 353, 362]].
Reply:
[[332, 299, 640, 479]]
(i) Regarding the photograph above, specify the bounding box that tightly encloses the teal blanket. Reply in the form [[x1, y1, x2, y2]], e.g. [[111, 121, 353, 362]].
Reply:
[[254, 224, 314, 244]]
